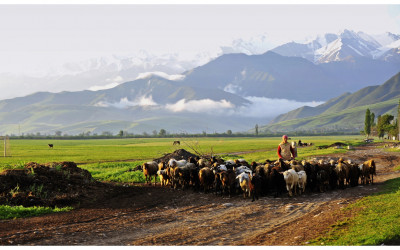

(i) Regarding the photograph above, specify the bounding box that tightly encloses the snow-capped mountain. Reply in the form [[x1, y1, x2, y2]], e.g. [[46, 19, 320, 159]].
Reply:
[[272, 30, 400, 64]]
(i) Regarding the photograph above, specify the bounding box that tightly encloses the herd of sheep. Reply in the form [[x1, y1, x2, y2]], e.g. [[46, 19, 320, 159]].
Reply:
[[142, 156, 376, 202]]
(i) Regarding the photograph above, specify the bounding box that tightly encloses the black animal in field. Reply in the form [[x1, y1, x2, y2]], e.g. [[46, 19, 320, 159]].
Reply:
[[48, 144, 54, 149]]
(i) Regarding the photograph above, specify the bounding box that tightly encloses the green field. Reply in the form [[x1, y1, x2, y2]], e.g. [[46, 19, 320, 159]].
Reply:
[[0, 135, 367, 183], [0, 135, 365, 167]]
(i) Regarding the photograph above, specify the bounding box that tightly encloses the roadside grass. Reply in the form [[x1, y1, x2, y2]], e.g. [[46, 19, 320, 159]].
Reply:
[[309, 177, 400, 245], [0, 205, 73, 220]]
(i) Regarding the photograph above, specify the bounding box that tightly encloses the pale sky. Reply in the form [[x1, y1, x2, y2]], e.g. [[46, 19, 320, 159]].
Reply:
[[0, 3, 399, 74]]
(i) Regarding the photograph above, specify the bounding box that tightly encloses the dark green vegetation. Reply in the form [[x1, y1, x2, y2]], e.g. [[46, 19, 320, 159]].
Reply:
[[264, 72, 400, 133], [0, 205, 72, 220], [310, 177, 400, 245]]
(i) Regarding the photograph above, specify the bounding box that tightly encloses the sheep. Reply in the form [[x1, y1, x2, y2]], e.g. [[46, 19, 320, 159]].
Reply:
[[158, 161, 167, 170], [197, 158, 210, 168], [198, 167, 215, 193], [234, 165, 252, 176], [212, 164, 227, 175], [316, 169, 329, 192], [336, 162, 347, 189], [157, 169, 169, 187], [297, 170, 307, 194], [219, 169, 236, 197], [168, 158, 187, 168], [363, 159, 376, 184], [236, 172, 251, 198], [358, 163, 369, 185], [250, 173, 263, 202], [234, 159, 250, 167], [269, 167, 286, 198], [142, 161, 158, 186], [290, 160, 304, 172], [283, 169, 299, 197]]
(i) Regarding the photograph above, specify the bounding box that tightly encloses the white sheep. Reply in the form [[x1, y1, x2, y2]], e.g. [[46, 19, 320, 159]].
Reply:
[[234, 166, 252, 176], [297, 170, 307, 194], [236, 172, 251, 198], [168, 158, 187, 168], [283, 169, 299, 197]]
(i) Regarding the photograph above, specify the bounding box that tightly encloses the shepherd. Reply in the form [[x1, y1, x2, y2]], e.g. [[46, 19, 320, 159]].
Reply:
[[277, 135, 295, 161]]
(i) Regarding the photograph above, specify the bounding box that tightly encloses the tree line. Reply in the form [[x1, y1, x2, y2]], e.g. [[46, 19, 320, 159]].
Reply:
[[364, 99, 400, 140]]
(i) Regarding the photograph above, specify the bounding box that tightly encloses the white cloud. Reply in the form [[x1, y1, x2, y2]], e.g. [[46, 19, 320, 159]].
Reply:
[[236, 96, 323, 118], [165, 99, 235, 113], [89, 82, 121, 91], [223, 83, 242, 94], [89, 75, 125, 91], [136, 71, 186, 81], [95, 95, 158, 108]]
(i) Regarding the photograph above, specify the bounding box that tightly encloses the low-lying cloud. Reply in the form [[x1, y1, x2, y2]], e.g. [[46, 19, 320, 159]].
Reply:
[[93, 95, 323, 118], [237, 96, 323, 118], [165, 99, 235, 114], [95, 95, 157, 108], [89, 76, 124, 91]]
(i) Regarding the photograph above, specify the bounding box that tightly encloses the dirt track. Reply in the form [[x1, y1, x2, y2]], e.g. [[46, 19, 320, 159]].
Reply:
[[1, 143, 400, 246]]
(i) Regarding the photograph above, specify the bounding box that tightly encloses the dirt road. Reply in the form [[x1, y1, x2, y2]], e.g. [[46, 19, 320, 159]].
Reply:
[[1, 143, 399, 246]]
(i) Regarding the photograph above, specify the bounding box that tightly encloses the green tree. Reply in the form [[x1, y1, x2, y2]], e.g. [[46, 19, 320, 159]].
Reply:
[[398, 99, 400, 140], [377, 114, 395, 139], [226, 130, 232, 135], [118, 130, 124, 137], [255, 124, 259, 136], [370, 112, 375, 127], [364, 108, 371, 137], [159, 129, 167, 137]]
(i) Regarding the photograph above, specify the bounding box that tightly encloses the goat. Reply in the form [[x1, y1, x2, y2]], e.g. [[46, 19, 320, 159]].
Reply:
[[283, 169, 299, 197], [48, 144, 54, 149], [142, 161, 158, 186]]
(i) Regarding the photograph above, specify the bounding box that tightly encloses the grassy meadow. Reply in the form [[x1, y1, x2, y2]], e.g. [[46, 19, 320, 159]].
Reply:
[[0, 135, 365, 171], [0, 135, 368, 183]]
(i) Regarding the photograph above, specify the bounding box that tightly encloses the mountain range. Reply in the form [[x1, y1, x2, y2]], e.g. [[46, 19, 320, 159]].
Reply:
[[1, 29, 400, 135], [262, 72, 400, 133]]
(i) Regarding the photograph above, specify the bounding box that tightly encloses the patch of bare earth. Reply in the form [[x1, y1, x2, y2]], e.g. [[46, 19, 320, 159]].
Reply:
[[0, 143, 399, 246]]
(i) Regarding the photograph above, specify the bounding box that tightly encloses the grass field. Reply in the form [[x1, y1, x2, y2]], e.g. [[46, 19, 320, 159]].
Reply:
[[0, 135, 365, 167], [0, 135, 367, 183], [310, 177, 400, 245]]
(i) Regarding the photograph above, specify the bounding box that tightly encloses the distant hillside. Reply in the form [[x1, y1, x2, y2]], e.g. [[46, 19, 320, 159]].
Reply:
[[262, 72, 400, 132]]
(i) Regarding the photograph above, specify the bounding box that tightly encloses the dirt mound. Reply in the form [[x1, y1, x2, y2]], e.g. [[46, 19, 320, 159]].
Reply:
[[154, 149, 199, 163], [0, 161, 119, 208], [330, 142, 347, 147]]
